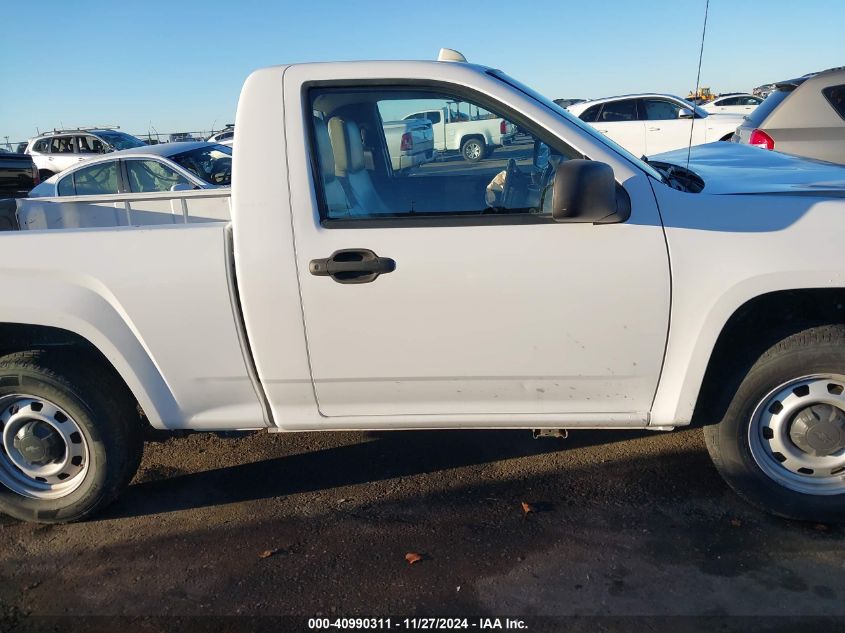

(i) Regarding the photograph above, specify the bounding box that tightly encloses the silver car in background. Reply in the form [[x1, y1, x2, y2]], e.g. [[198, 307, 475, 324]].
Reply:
[[734, 67, 845, 164], [22, 142, 232, 229]]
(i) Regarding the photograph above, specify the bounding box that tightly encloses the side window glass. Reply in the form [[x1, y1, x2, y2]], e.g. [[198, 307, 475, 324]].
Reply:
[[641, 99, 681, 120], [57, 175, 75, 196], [126, 159, 191, 192], [70, 161, 119, 195], [76, 136, 104, 154], [598, 100, 638, 122], [33, 139, 50, 153], [426, 111, 441, 125], [50, 136, 75, 153], [579, 104, 602, 123], [309, 87, 580, 222], [822, 85, 845, 121]]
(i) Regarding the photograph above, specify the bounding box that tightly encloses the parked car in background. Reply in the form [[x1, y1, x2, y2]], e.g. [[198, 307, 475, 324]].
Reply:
[[381, 119, 434, 172], [168, 133, 205, 143], [21, 142, 231, 229], [29, 142, 231, 198], [701, 93, 763, 115], [734, 67, 845, 164], [0, 150, 38, 198], [568, 94, 744, 156], [25, 128, 147, 180], [403, 101, 516, 162], [553, 98, 585, 108], [207, 126, 235, 146], [15, 142, 28, 154], [753, 82, 777, 99]]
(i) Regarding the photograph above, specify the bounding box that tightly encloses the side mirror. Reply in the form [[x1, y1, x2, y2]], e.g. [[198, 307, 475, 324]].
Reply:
[[678, 107, 694, 119], [550, 159, 630, 224]]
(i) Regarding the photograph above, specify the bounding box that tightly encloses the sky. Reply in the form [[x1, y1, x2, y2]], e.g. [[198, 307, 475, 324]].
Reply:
[[2, 0, 843, 144]]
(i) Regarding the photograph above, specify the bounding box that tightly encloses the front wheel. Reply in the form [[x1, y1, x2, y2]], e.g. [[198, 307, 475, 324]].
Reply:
[[0, 350, 143, 523], [461, 138, 485, 163], [704, 325, 845, 522]]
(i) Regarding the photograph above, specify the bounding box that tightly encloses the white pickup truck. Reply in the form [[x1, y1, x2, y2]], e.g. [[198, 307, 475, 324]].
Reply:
[[403, 101, 516, 162], [382, 119, 435, 172], [2, 50, 845, 524]]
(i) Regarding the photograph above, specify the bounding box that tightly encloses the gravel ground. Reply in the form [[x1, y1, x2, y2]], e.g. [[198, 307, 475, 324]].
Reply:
[[1, 426, 843, 631]]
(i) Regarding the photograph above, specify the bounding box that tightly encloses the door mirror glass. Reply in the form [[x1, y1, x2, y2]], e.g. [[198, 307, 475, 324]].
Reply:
[[548, 160, 630, 224]]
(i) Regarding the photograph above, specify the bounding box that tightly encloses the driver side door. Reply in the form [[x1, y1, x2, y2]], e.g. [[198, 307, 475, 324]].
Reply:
[[286, 83, 670, 419]]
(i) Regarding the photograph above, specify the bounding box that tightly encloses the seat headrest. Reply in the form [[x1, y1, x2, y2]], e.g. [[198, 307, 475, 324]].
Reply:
[[327, 117, 365, 176], [313, 116, 337, 179]]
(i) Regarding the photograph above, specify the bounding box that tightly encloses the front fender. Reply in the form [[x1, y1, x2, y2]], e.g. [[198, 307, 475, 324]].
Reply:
[[650, 184, 845, 426]]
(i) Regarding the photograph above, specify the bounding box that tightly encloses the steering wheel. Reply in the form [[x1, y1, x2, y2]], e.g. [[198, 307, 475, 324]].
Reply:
[[499, 158, 520, 210]]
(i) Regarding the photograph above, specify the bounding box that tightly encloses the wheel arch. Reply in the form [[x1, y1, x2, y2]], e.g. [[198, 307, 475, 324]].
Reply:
[[685, 288, 845, 427], [458, 133, 485, 149], [0, 321, 176, 430]]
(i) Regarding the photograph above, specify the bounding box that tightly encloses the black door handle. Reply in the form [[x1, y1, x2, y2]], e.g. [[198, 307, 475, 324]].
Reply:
[[309, 249, 396, 284]]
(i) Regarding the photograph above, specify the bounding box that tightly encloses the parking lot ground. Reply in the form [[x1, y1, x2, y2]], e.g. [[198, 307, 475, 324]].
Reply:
[[1, 426, 844, 630]]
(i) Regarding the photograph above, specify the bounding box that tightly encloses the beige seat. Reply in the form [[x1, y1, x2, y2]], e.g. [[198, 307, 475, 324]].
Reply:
[[313, 116, 350, 217], [327, 117, 390, 215]]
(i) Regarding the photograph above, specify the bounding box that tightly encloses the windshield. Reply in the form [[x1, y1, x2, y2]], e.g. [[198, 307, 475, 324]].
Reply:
[[170, 144, 232, 186], [97, 131, 146, 151], [487, 70, 665, 182]]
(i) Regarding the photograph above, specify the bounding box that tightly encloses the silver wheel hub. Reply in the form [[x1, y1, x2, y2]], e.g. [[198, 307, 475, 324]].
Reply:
[[0, 396, 89, 499], [12, 421, 64, 466], [749, 375, 845, 495], [789, 404, 845, 457]]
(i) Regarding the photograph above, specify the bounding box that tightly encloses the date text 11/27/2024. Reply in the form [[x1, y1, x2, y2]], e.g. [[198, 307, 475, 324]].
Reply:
[[307, 618, 528, 630]]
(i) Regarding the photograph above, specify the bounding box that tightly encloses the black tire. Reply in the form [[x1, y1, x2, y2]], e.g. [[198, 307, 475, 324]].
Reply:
[[460, 137, 485, 163], [704, 324, 845, 523], [37, 170, 55, 182], [0, 350, 143, 523]]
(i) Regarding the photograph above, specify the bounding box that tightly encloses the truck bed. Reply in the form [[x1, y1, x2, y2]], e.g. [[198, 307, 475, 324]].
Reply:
[[0, 222, 265, 429], [16, 189, 231, 230]]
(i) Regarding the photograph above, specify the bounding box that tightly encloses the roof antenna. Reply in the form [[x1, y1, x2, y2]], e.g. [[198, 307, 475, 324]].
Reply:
[[686, 0, 710, 171]]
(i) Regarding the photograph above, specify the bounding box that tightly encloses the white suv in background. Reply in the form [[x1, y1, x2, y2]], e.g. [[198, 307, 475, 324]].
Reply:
[[701, 93, 763, 115], [567, 94, 744, 156], [25, 128, 147, 179]]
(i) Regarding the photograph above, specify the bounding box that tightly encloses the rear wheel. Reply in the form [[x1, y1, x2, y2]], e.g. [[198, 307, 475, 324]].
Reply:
[[704, 325, 845, 522], [461, 137, 485, 162], [0, 350, 143, 523]]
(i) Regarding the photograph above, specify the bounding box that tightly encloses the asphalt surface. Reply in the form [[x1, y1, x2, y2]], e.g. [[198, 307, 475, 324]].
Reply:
[[1, 426, 844, 631]]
